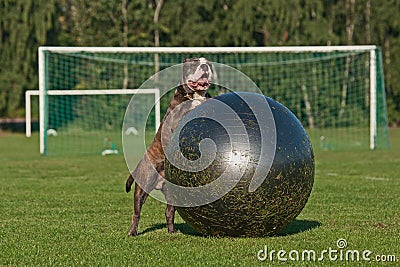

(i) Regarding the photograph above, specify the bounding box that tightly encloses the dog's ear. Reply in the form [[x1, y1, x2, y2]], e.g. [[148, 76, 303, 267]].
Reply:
[[183, 58, 196, 63]]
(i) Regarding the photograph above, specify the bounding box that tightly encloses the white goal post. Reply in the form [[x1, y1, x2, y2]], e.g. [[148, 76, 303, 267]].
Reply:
[[38, 45, 386, 154], [27, 89, 160, 153]]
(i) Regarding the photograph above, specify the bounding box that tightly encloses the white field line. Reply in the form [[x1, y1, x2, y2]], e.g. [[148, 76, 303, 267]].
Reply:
[[364, 176, 389, 181], [325, 172, 389, 181]]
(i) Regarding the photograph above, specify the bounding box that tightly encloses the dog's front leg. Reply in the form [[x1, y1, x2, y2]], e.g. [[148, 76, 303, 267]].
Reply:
[[128, 184, 148, 236], [161, 181, 177, 234], [165, 204, 177, 233]]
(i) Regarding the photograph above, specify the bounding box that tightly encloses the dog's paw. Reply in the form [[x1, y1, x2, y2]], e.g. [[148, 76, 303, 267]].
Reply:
[[128, 230, 138, 237], [168, 228, 179, 234], [128, 225, 138, 237]]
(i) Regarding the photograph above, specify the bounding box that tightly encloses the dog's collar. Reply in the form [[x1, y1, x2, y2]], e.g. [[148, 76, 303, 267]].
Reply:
[[177, 85, 195, 100]]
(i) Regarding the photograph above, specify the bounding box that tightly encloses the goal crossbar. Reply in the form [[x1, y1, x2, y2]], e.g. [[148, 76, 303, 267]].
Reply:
[[39, 46, 377, 54]]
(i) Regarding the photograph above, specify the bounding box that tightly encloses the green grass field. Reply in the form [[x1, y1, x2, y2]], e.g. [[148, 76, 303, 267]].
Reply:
[[1, 130, 399, 266]]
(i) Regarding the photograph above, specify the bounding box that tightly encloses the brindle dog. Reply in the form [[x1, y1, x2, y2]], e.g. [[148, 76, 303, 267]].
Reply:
[[125, 58, 213, 236]]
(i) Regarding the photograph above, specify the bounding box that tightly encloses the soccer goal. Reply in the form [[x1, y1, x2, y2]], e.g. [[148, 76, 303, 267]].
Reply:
[[33, 88, 160, 156], [38, 46, 389, 155]]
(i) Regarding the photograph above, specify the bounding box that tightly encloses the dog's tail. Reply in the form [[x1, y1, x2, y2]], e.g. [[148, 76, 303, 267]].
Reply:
[[126, 173, 134, 193]]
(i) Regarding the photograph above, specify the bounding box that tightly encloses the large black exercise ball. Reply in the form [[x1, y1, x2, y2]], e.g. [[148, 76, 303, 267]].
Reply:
[[164, 92, 314, 237]]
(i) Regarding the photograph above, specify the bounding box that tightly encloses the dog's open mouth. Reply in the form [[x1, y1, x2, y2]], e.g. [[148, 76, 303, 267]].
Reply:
[[187, 77, 210, 91]]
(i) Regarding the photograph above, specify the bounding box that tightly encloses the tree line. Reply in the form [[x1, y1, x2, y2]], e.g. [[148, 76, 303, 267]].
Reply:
[[1, 0, 399, 125]]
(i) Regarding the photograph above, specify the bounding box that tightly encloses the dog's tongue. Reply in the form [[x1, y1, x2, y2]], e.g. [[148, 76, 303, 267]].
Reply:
[[188, 78, 209, 89], [188, 80, 201, 88]]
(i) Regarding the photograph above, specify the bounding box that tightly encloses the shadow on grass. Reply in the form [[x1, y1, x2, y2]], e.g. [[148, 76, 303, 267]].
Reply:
[[142, 219, 320, 237], [139, 223, 165, 235], [175, 223, 202, 236], [139, 223, 201, 236], [276, 219, 321, 236]]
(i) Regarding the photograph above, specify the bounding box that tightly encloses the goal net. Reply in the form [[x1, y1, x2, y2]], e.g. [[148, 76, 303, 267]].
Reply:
[[30, 89, 159, 156], [37, 46, 389, 155]]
